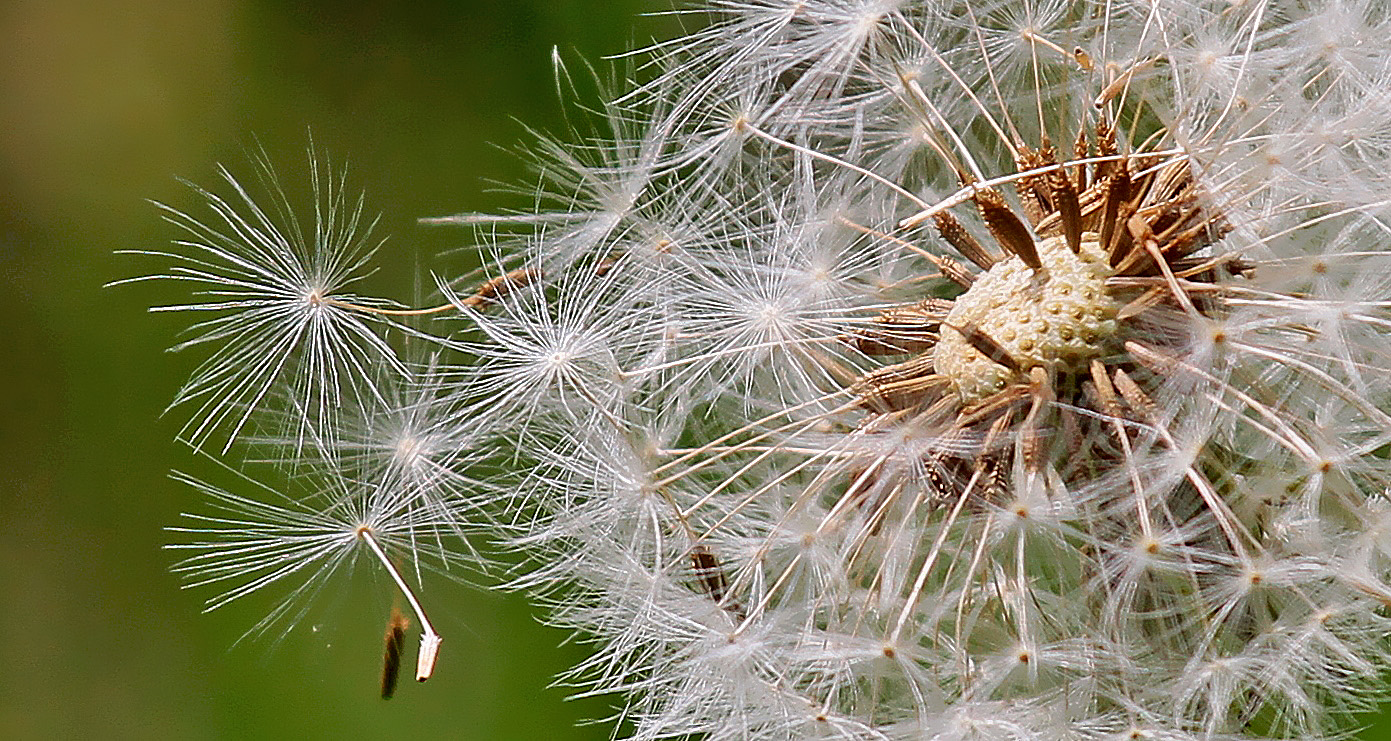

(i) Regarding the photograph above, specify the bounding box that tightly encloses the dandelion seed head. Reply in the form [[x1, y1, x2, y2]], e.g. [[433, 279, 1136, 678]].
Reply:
[[136, 0, 1391, 736]]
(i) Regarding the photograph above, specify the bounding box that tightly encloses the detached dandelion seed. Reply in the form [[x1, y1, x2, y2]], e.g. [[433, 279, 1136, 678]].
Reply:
[[164, 461, 466, 677], [112, 144, 405, 452]]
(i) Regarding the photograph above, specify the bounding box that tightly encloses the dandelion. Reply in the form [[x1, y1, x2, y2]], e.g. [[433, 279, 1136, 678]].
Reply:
[[130, 0, 1391, 738], [432, 1, 1391, 738]]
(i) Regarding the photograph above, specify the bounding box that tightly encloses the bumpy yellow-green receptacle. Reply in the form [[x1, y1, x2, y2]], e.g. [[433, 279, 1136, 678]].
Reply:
[[934, 234, 1121, 403]]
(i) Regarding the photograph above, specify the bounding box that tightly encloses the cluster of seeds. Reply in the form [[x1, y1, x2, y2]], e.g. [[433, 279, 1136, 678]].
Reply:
[[934, 233, 1119, 402], [844, 121, 1234, 511], [136, 2, 1391, 738]]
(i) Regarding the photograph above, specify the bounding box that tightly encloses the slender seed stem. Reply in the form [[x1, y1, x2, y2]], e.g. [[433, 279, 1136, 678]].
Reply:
[[357, 526, 442, 682], [325, 297, 456, 316]]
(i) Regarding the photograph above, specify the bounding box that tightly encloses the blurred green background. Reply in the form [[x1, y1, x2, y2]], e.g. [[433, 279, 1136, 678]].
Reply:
[[0, 1, 669, 738], [4, 2, 1391, 740]]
